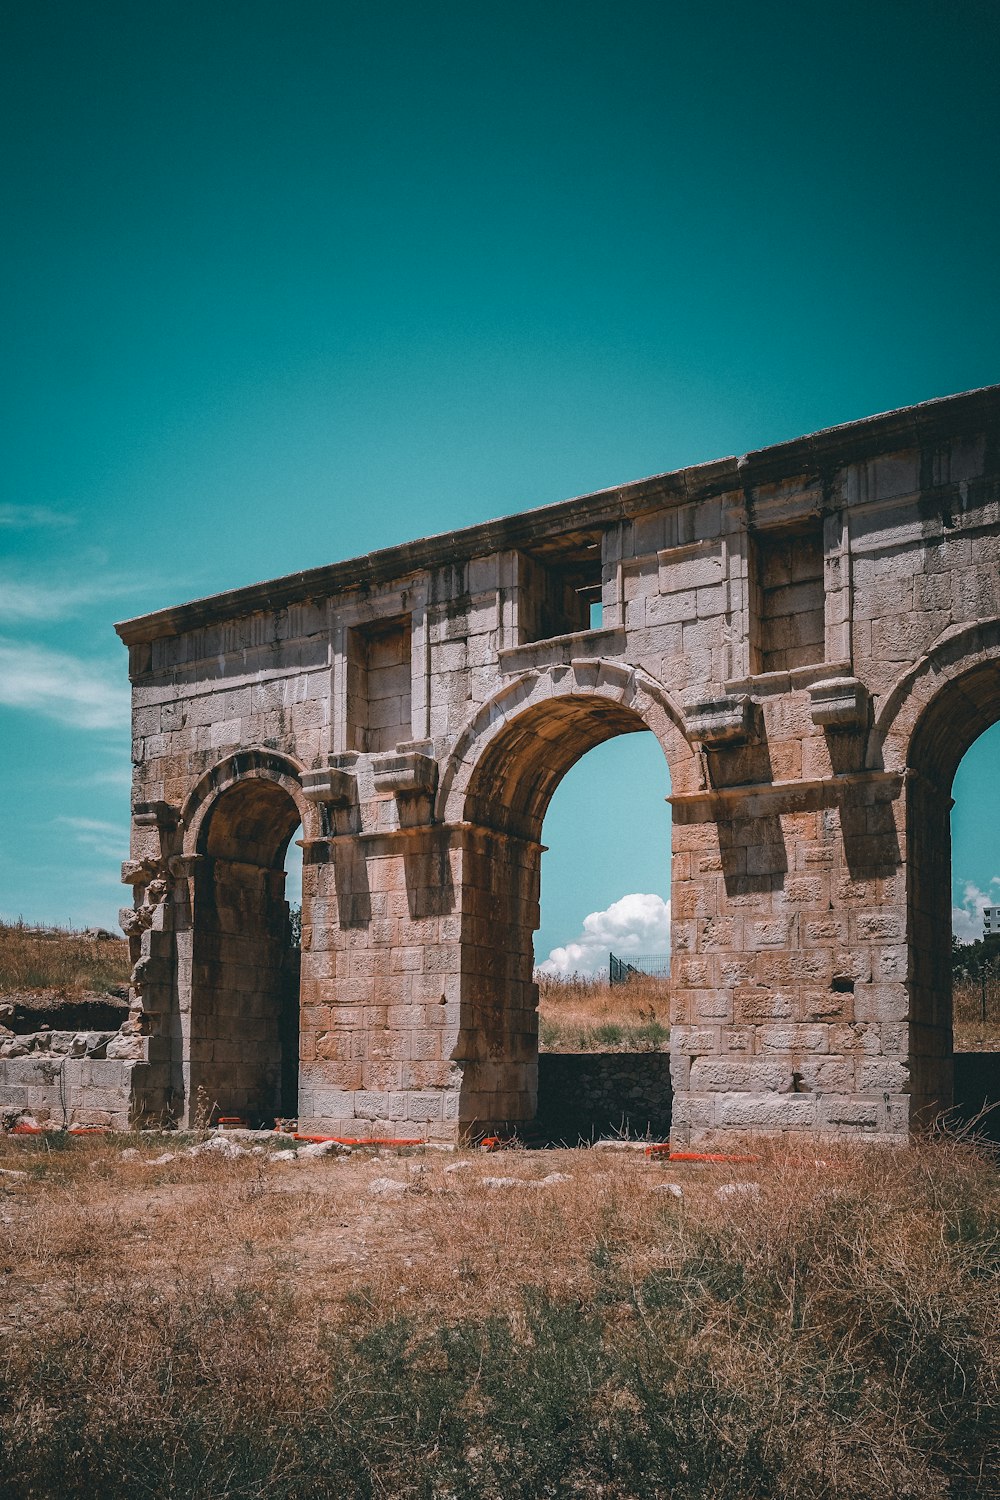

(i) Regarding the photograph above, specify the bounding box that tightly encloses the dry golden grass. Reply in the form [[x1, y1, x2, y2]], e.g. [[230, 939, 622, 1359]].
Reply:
[[0, 1129, 997, 1498], [0, 919, 130, 997], [955, 976, 1000, 1051], [537, 971, 670, 1051]]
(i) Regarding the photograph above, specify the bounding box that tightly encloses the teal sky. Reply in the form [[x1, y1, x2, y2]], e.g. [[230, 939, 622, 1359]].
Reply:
[[1, 1, 998, 955]]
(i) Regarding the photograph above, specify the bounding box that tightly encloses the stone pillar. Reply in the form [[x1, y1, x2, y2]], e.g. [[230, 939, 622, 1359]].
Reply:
[[297, 826, 464, 1139], [295, 820, 542, 1141], [668, 769, 910, 1145]]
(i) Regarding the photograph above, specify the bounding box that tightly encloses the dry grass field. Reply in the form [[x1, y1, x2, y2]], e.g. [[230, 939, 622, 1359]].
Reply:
[[0, 1129, 997, 1498], [537, 972, 670, 1051]]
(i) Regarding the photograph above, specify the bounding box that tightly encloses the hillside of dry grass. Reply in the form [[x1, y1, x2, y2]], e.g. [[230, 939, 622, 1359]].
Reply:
[[0, 920, 130, 999], [0, 1130, 996, 1498]]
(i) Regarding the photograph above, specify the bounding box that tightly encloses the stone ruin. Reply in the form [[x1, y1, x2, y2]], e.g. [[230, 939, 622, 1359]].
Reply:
[[48, 384, 1000, 1145]]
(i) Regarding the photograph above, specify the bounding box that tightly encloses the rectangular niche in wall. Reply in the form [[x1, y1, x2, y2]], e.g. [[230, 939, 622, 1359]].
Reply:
[[347, 615, 412, 752], [752, 521, 825, 673], [519, 532, 603, 644]]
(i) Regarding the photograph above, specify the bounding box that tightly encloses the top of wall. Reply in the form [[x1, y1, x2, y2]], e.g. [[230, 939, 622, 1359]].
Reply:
[[115, 383, 1000, 646]]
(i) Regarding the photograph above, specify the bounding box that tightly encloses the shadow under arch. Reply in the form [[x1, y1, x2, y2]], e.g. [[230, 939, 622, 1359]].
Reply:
[[180, 749, 311, 1128], [878, 632, 1000, 1126], [448, 665, 692, 1135]]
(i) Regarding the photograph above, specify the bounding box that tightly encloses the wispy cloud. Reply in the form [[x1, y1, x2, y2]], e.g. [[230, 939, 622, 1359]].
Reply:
[[0, 504, 75, 530], [0, 573, 141, 623], [537, 892, 671, 977], [0, 637, 129, 731], [953, 878, 1000, 943], [55, 815, 129, 861]]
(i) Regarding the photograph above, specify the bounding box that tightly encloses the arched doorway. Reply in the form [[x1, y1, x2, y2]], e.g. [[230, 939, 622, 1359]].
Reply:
[[453, 676, 689, 1136], [533, 731, 672, 1139], [187, 775, 303, 1127], [904, 657, 1000, 1124]]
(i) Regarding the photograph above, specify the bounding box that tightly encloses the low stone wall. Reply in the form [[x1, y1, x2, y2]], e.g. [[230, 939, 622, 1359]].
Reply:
[[0, 1046, 993, 1140], [0, 1052, 141, 1129], [536, 1053, 672, 1142]]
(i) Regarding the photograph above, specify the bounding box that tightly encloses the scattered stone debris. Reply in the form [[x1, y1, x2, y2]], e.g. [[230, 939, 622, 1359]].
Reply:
[[368, 1176, 409, 1198], [592, 1140, 650, 1152], [147, 1152, 175, 1166], [444, 1160, 472, 1175], [482, 1173, 573, 1189], [297, 1140, 340, 1159], [188, 1135, 253, 1160], [651, 1182, 684, 1198]]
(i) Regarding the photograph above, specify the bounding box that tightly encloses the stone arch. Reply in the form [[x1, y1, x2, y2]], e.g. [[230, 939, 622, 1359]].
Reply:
[[439, 659, 697, 837], [180, 748, 312, 1127], [874, 620, 1000, 1125], [444, 661, 694, 1135], [181, 747, 318, 857]]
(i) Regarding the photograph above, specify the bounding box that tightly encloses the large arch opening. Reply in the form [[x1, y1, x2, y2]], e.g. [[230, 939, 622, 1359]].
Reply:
[[906, 659, 1000, 1127], [458, 691, 676, 1136], [188, 776, 303, 1127]]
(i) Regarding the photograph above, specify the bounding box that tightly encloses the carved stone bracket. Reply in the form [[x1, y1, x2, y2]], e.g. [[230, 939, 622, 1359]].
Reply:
[[808, 676, 870, 731], [371, 750, 439, 798], [132, 800, 180, 831], [302, 755, 357, 807], [684, 693, 758, 748]]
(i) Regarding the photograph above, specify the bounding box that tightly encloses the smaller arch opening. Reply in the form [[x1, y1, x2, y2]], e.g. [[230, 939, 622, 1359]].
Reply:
[[188, 776, 303, 1128]]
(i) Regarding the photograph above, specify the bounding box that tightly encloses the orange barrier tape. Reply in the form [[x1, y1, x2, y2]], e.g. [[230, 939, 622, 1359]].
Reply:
[[647, 1146, 760, 1163], [291, 1134, 424, 1147]]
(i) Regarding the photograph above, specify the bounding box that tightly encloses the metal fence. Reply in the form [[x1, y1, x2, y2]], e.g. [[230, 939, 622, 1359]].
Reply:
[[954, 968, 1000, 1026], [609, 952, 670, 986]]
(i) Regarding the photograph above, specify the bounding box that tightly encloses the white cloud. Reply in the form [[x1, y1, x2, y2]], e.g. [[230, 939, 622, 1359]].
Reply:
[[0, 504, 75, 529], [0, 637, 129, 731], [537, 892, 670, 977], [953, 878, 1000, 943], [56, 816, 129, 861]]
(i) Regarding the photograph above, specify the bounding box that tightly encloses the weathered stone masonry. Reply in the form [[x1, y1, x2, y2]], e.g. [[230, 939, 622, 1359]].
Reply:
[[113, 385, 1000, 1145]]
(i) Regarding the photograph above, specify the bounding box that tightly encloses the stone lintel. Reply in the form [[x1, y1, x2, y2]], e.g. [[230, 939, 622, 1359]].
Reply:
[[684, 693, 757, 748], [808, 676, 870, 730], [724, 660, 852, 697], [299, 821, 546, 854], [668, 768, 905, 813]]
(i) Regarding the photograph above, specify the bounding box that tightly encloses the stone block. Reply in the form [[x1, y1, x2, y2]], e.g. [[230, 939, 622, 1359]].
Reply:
[[757, 1025, 829, 1055], [716, 1093, 816, 1129]]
